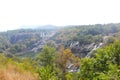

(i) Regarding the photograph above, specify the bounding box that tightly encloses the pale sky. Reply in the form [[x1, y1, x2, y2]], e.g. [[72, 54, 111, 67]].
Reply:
[[0, 0, 120, 31]]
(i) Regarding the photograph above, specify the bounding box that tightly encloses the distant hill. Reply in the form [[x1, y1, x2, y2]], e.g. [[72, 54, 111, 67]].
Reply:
[[37, 25, 59, 30], [20, 25, 58, 30]]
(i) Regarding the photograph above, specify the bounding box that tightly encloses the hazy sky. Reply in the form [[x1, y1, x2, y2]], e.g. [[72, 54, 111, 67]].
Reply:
[[0, 0, 120, 31]]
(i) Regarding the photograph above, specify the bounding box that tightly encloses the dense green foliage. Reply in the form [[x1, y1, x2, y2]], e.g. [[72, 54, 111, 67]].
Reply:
[[78, 41, 120, 80], [36, 46, 57, 66]]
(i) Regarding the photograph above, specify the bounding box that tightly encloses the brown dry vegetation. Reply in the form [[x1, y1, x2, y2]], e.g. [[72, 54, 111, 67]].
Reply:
[[0, 56, 39, 80], [0, 64, 38, 80]]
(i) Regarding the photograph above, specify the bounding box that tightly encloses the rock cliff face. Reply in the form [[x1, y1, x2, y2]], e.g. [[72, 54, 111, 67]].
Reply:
[[69, 42, 102, 57]]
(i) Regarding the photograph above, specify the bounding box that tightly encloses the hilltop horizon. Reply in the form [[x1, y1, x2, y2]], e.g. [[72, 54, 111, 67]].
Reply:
[[0, 22, 120, 32]]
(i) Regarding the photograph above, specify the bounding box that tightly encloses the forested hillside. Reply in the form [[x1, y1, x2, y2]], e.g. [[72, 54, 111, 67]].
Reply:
[[50, 23, 120, 57], [0, 23, 120, 57], [0, 23, 120, 80], [0, 28, 57, 57]]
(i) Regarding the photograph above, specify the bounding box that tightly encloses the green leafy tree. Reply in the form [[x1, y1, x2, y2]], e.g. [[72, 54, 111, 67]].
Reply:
[[36, 46, 57, 67], [36, 46, 60, 80], [78, 41, 120, 79], [37, 66, 59, 80]]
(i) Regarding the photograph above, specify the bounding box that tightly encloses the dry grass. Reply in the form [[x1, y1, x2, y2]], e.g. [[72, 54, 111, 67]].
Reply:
[[0, 64, 38, 80]]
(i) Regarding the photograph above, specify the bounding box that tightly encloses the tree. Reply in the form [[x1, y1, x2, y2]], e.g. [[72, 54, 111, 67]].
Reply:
[[57, 47, 74, 73], [36, 46, 61, 80], [78, 41, 120, 79], [36, 46, 57, 67], [37, 66, 59, 80]]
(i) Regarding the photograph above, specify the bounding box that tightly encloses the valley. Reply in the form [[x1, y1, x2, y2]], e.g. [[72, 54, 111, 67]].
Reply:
[[0, 23, 120, 57]]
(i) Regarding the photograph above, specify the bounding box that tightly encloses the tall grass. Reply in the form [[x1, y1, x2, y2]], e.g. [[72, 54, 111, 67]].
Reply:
[[0, 54, 39, 80], [0, 65, 38, 80]]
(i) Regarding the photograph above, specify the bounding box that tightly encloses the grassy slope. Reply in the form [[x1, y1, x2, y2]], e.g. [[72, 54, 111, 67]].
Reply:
[[0, 54, 38, 80]]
